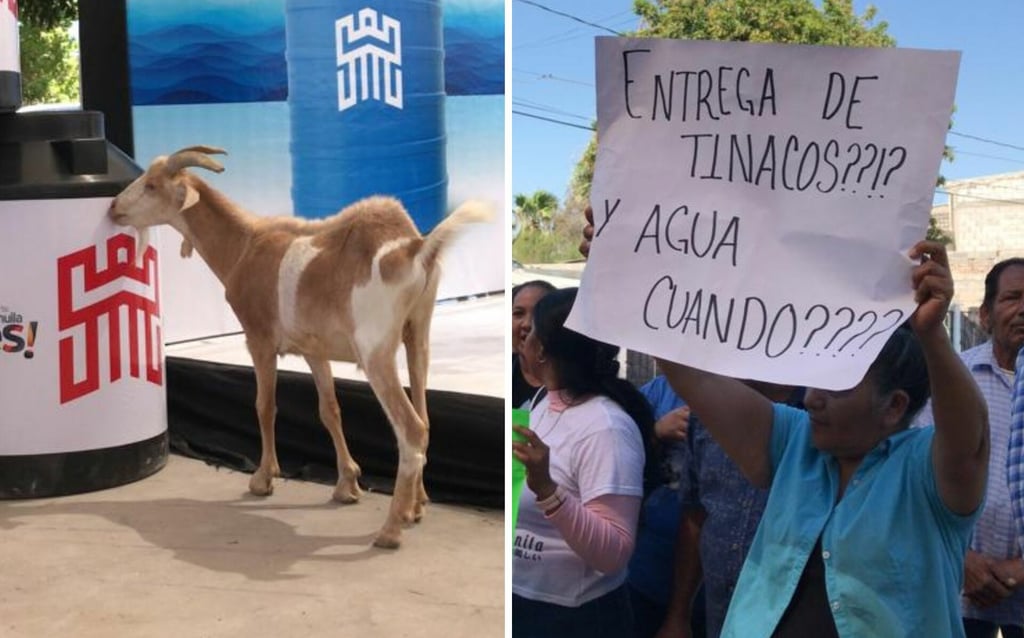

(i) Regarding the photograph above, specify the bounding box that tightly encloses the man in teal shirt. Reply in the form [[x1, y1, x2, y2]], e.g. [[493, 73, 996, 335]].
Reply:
[[657, 240, 988, 637]]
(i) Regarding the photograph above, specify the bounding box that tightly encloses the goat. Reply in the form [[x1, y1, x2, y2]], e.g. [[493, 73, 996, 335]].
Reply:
[[109, 146, 491, 548]]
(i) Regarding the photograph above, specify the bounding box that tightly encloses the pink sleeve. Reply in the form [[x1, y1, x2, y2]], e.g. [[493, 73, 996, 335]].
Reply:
[[545, 492, 641, 573]]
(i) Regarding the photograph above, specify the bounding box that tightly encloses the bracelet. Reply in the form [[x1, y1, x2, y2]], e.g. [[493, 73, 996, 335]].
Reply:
[[536, 485, 566, 515]]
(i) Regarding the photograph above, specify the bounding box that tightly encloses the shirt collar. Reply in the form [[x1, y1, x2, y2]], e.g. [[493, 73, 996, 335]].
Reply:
[[834, 427, 912, 464], [547, 389, 570, 412], [964, 340, 997, 370], [877, 427, 917, 455], [964, 340, 1013, 387]]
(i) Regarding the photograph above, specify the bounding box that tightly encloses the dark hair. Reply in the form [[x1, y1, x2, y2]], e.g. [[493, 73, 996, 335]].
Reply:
[[512, 279, 557, 303], [531, 287, 661, 493], [866, 322, 930, 428], [982, 258, 1024, 313]]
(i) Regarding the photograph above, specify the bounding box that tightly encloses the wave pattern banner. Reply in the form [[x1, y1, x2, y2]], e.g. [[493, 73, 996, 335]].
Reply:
[[444, 0, 504, 96], [127, 0, 503, 106]]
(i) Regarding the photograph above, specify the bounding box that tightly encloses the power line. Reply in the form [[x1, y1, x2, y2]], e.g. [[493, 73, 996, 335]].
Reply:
[[594, 9, 637, 23], [512, 98, 592, 122], [949, 147, 1024, 164], [513, 109, 595, 131], [514, 30, 590, 50], [513, 8, 635, 46], [936, 189, 1024, 206], [939, 182, 1024, 199], [514, 14, 639, 49], [514, 0, 624, 36], [954, 180, 1024, 195], [949, 131, 1024, 153], [512, 68, 594, 87]]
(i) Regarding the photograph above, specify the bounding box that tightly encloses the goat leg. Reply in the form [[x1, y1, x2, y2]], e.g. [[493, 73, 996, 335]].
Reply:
[[403, 314, 433, 522], [363, 355, 428, 549], [247, 343, 281, 496], [304, 356, 363, 503]]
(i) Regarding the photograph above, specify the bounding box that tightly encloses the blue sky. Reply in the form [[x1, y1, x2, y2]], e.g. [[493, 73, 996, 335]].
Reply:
[[511, 1, 1024, 207]]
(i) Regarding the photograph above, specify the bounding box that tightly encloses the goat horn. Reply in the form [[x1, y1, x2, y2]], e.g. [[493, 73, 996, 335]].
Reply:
[[164, 147, 227, 176], [175, 145, 227, 156]]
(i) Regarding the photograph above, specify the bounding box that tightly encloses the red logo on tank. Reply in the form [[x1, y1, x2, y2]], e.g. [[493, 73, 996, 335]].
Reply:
[[57, 234, 162, 404]]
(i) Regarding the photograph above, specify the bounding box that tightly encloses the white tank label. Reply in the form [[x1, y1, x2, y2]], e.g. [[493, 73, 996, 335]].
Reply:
[[0, 0, 18, 74], [335, 8, 403, 111], [0, 198, 167, 455]]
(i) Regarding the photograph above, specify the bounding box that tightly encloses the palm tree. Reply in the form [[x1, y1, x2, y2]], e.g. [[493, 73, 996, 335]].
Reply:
[[514, 190, 559, 233]]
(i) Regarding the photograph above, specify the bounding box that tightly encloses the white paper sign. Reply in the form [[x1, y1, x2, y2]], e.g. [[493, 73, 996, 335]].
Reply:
[[567, 37, 960, 390]]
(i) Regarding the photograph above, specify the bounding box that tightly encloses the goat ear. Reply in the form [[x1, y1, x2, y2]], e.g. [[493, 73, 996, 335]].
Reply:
[[178, 183, 200, 212], [180, 238, 194, 258]]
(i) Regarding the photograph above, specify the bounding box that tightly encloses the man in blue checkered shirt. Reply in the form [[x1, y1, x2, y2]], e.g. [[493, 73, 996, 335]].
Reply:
[[938, 257, 1024, 638], [1012, 343, 1024, 582]]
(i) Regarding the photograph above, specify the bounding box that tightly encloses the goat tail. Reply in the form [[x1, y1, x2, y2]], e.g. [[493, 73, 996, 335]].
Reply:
[[418, 200, 493, 270]]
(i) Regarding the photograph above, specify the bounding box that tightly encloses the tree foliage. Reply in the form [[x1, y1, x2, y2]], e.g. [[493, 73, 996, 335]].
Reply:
[[19, 18, 79, 105], [513, 206, 587, 264], [513, 190, 587, 263], [568, 134, 597, 202], [514, 190, 560, 232], [18, 0, 78, 30], [926, 216, 952, 245], [633, 0, 894, 46]]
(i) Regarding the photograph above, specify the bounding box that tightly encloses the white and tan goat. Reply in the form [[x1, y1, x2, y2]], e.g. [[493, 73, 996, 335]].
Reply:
[[109, 146, 489, 548]]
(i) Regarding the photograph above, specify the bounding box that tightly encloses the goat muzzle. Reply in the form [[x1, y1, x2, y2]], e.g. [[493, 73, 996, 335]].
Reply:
[[106, 200, 149, 265], [108, 198, 127, 224]]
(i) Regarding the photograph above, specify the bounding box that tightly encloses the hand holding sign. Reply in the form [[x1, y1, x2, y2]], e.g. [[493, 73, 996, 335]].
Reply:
[[909, 240, 955, 336], [579, 205, 595, 258], [568, 37, 960, 390]]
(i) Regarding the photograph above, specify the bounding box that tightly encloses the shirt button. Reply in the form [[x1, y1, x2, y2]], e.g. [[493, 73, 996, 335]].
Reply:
[[822, 550, 831, 560], [831, 601, 841, 611]]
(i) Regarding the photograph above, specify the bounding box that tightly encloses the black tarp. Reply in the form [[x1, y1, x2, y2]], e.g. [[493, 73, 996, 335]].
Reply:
[[166, 356, 503, 509]]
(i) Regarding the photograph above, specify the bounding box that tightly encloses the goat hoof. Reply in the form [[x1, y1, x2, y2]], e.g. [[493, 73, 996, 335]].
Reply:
[[373, 531, 401, 549], [399, 503, 423, 524], [332, 482, 362, 504], [248, 473, 274, 497], [332, 490, 360, 504]]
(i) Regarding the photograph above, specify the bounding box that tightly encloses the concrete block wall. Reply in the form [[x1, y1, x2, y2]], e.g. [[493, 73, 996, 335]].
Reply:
[[947, 251, 1005, 311], [953, 203, 1024, 253], [930, 172, 1024, 311]]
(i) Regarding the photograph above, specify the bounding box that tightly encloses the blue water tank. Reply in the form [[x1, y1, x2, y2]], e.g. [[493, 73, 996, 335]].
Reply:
[[286, 0, 447, 231]]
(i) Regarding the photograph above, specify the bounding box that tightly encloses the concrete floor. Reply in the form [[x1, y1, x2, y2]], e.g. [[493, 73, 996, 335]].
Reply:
[[0, 454, 505, 638]]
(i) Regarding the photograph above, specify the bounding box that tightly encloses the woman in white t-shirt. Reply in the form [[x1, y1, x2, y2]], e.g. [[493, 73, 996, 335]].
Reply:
[[512, 287, 659, 638]]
